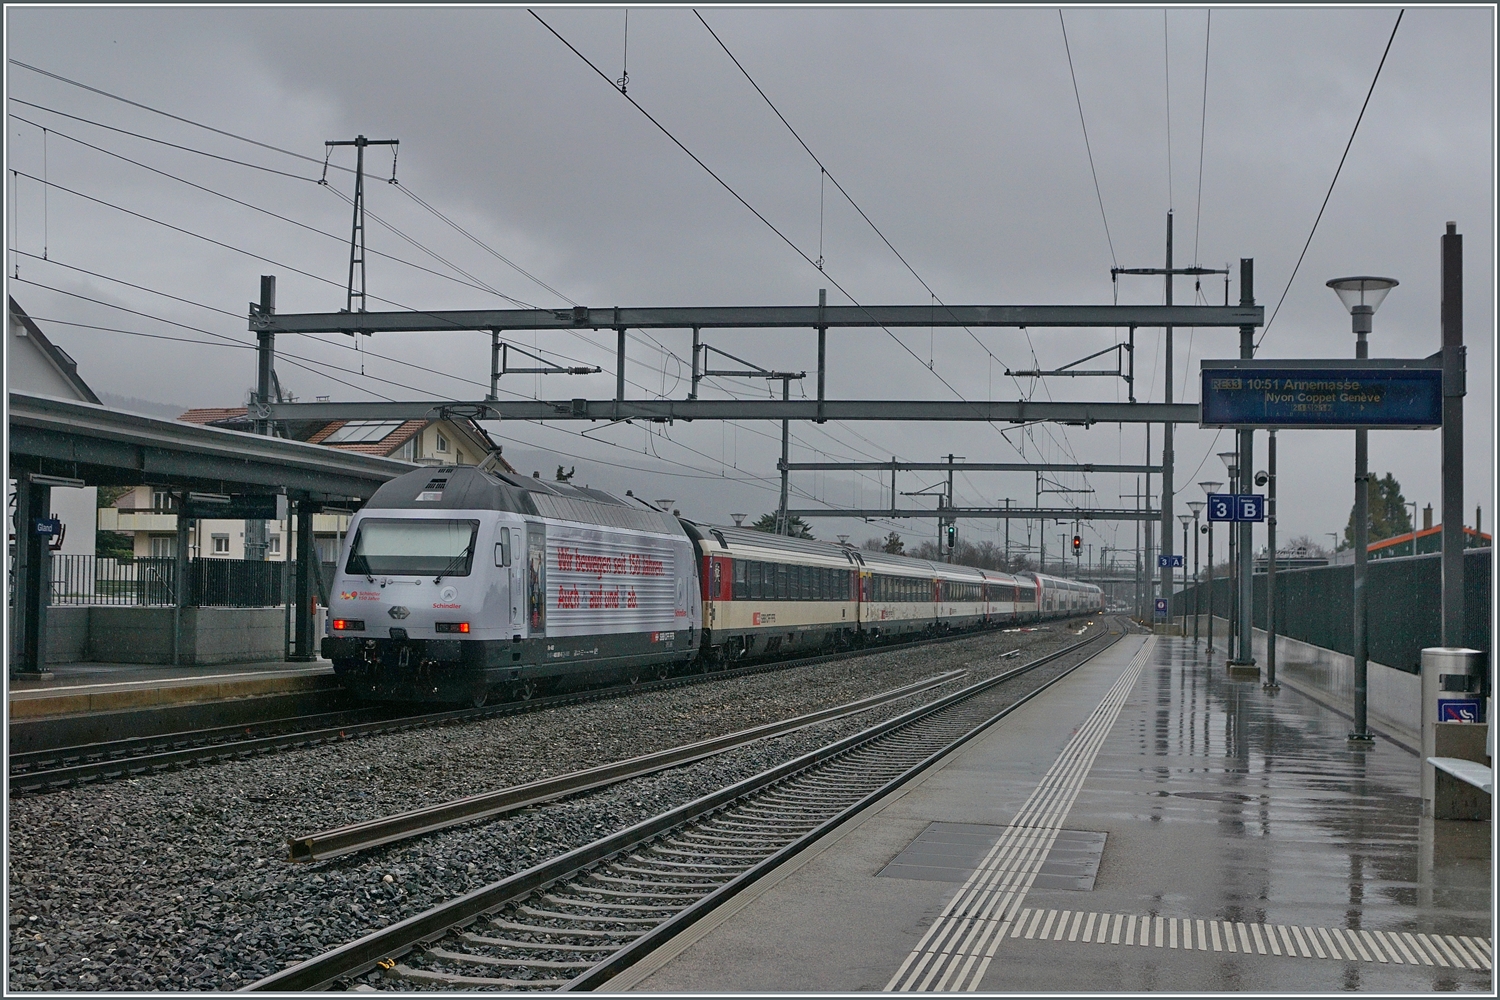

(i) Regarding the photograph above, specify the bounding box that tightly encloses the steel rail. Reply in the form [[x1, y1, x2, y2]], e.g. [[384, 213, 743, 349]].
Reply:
[[8, 706, 388, 776], [242, 621, 1121, 992], [12, 617, 1084, 794], [285, 670, 965, 862]]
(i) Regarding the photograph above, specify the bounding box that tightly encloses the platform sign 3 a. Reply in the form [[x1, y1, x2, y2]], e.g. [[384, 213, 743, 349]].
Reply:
[[1157, 555, 1184, 568]]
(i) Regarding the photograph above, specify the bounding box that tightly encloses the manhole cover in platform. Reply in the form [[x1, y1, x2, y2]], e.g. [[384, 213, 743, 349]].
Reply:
[[878, 822, 1106, 890]]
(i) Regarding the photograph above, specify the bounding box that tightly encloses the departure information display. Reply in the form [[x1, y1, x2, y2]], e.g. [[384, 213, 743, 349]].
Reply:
[[1199, 361, 1443, 429]]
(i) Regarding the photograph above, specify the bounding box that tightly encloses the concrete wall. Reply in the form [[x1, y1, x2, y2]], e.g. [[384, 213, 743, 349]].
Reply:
[[23, 606, 325, 665], [1210, 616, 1421, 751]]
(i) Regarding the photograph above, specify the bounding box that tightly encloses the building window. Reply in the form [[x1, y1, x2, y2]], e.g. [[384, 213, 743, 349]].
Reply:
[[435, 431, 449, 453], [150, 536, 176, 559], [212, 534, 230, 555], [152, 489, 176, 511], [395, 437, 416, 462], [269, 535, 281, 555]]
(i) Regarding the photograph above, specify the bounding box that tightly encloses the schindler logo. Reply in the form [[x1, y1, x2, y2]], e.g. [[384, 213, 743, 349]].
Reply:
[[387, 606, 411, 620]]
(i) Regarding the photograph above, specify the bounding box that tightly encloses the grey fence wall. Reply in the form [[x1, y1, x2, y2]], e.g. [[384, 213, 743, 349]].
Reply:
[[1172, 548, 1491, 674]]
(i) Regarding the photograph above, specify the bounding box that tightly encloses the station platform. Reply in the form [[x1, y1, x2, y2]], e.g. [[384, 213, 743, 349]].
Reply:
[[623, 633, 1493, 993], [7, 658, 337, 721]]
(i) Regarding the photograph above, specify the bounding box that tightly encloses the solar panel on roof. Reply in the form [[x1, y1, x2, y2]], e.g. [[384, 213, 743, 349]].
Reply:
[[324, 420, 405, 444]]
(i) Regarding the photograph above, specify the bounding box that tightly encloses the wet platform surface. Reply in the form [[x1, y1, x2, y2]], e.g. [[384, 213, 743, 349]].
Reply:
[[626, 633, 1493, 993]]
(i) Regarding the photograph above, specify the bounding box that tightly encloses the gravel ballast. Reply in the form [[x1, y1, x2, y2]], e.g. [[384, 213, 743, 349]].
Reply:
[[7, 619, 1110, 991]]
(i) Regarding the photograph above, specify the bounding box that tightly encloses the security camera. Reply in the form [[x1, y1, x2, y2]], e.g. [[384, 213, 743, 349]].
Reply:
[[1253, 471, 1269, 487]]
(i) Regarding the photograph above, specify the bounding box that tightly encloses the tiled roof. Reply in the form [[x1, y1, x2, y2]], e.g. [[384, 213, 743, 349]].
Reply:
[[172, 410, 515, 470], [178, 407, 249, 425]]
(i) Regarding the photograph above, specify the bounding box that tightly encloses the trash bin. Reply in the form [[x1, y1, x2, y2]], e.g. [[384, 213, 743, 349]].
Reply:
[[1420, 647, 1489, 819]]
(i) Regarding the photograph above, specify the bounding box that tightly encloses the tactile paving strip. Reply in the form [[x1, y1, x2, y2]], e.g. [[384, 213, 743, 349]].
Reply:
[[1006, 907, 1491, 970]]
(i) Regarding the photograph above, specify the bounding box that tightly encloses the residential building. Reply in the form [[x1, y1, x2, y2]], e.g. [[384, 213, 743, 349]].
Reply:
[[99, 409, 514, 564], [7, 297, 98, 557]]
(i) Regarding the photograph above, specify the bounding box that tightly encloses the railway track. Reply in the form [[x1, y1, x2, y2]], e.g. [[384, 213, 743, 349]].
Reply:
[[246, 618, 1128, 992], [10, 619, 1086, 795]]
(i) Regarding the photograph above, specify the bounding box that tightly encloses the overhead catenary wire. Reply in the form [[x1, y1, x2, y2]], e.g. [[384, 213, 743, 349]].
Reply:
[[692, 9, 1023, 380], [1256, 8, 1403, 352], [1058, 9, 1118, 270], [528, 9, 992, 417], [12, 53, 1005, 531], [8, 112, 537, 305], [19, 273, 799, 486], [555, 8, 1063, 486], [9, 59, 352, 173], [8, 56, 930, 495], [9, 82, 849, 401]]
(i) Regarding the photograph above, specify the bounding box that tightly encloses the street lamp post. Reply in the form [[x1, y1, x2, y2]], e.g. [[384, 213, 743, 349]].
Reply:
[[1258, 432, 1280, 692], [1200, 480, 1224, 653], [1187, 500, 1204, 645], [1328, 275, 1398, 742], [1218, 451, 1240, 659], [1179, 513, 1192, 635]]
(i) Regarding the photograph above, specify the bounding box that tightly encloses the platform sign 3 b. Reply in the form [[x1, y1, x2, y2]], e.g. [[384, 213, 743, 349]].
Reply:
[[1207, 494, 1264, 522]]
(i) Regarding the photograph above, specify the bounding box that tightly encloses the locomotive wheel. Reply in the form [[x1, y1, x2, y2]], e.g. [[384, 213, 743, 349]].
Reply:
[[653, 662, 671, 681], [512, 679, 537, 702], [469, 686, 490, 709], [627, 667, 642, 686]]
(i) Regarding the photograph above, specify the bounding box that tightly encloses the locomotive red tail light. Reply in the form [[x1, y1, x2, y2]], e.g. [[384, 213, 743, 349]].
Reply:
[[435, 622, 470, 634], [332, 619, 365, 631]]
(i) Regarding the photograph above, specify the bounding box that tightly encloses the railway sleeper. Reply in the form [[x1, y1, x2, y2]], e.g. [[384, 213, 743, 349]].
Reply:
[[459, 932, 616, 953], [585, 872, 727, 890], [702, 818, 819, 833], [674, 831, 792, 847], [562, 884, 704, 902], [622, 855, 748, 872], [484, 918, 645, 940], [542, 893, 689, 913], [423, 946, 596, 970], [391, 963, 565, 989], [648, 843, 772, 862], [604, 864, 734, 883], [517, 905, 667, 925]]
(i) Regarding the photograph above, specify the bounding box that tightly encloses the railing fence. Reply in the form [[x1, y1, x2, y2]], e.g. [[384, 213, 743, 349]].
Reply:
[[41, 555, 340, 608], [1170, 548, 1491, 673]]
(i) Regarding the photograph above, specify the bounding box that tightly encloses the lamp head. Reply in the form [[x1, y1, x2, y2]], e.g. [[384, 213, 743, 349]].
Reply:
[[1186, 500, 1205, 515], [1217, 451, 1238, 472], [1199, 480, 1224, 495], [1179, 514, 1193, 527], [1326, 276, 1398, 315]]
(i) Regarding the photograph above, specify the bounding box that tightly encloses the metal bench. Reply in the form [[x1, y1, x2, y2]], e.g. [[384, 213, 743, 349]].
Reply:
[[1427, 756, 1493, 795]]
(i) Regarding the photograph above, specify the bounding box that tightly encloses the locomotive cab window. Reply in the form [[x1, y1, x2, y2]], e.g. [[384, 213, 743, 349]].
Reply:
[[494, 529, 512, 568], [346, 519, 479, 577]]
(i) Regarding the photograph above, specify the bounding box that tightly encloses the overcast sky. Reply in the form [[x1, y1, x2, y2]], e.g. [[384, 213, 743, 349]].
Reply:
[[4, 5, 1494, 565]]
